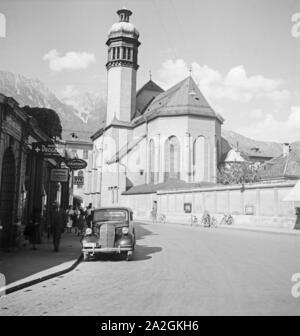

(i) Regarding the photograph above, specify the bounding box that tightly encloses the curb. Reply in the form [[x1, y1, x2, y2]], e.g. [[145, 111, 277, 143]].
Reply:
[[215, 225, 300, 237], [4, 253, 83, 295]]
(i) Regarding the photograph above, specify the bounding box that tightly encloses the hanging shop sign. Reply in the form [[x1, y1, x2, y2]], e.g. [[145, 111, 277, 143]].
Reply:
[[50, 168, 69, 182], [66, 158, 87, 170], [74, 176, 84, 185], [32, 142, 61, 158]]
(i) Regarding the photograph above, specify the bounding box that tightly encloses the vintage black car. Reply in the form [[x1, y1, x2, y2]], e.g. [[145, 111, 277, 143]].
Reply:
[[81, 206, 135, 261]]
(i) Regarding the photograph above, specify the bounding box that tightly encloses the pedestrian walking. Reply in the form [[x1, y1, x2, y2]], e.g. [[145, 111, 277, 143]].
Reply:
[[85, 203, 93, 228], [73, 206, 80, 235], [65, 205, 74, 233], [151, 201, 157, 224], [77, 208, 85, 236], [50, 201, 64, 252], [26, 208, 41, 250]]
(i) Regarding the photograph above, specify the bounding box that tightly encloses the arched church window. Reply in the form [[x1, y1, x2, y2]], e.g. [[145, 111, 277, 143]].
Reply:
[[193, 136, 205, 182], [127, 48, 131, 60], [112, 48, 116, 60], [116, 47, 120, 59], [149, 139, 155, 183], [164, 136, 180, 181]]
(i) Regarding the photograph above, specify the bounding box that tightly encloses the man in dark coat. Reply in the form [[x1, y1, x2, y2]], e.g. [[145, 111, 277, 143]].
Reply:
[[50, 201, 64, 252]]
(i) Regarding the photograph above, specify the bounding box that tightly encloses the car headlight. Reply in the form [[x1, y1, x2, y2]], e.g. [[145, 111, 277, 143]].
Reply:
[[122, 227, 129, 235], [85, 228, 92, 235]]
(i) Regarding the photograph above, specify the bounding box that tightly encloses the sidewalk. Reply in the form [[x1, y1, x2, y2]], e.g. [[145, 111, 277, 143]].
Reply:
[[0, 232, 82, 294], [138, 219, 300, 236]]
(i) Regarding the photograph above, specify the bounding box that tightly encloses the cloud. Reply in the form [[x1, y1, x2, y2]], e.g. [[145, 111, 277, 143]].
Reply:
[[238, 106, 300, 142], [157, 59, 290, 104], [156, 59, 297, 142], [43, 49, 96, 72]]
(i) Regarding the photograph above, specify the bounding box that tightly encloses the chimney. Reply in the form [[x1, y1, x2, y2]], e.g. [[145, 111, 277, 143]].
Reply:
[[282, 143, 291, 157]]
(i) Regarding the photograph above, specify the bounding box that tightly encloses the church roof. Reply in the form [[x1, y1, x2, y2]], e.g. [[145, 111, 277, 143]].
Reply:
[[133, 76, 223, 124], [134, 80, 164, 119]]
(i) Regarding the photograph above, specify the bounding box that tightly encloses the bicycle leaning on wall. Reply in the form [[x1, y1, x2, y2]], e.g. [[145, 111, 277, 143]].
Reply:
[[200, 211, 218, 228], [158, 213, 166, 224], [220, 213, 234, 226]]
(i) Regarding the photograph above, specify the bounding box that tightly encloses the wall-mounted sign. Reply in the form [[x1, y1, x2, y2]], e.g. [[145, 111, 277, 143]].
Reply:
[[245, 204, 254, 215], [66, 158, 87, 170], [50, 168, 69, 182], [184, 202, 192, 213], [74, 176, 84, 185], [32, 142, 60, 158]]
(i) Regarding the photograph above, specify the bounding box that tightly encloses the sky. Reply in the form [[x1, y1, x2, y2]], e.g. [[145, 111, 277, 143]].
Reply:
[[1, 0, 300, 142]]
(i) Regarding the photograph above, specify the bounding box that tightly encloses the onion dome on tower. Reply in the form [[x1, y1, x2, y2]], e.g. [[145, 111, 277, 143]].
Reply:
[[106, 7, 140, 71]]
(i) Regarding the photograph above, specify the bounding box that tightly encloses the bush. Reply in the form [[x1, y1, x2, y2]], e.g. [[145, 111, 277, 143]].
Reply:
[[22, 106, 62, 139], [217, 162, 260, 185]]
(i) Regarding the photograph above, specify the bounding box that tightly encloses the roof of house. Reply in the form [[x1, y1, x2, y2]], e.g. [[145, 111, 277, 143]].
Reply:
[[122, 178, 218, 195], [259, 149, 300, 180]]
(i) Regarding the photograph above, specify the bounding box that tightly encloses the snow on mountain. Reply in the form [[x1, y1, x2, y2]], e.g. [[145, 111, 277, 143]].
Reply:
[[60, 87, 106, 124], [0, 70, 104, 140]]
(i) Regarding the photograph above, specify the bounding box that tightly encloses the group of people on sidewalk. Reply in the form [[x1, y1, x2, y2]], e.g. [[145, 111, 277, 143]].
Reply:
[[65, 203, 93, 235], [23, 202, 94, 252]]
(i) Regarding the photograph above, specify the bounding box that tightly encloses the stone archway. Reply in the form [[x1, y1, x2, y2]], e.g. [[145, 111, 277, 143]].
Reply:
[[0, 148, 16, 248]]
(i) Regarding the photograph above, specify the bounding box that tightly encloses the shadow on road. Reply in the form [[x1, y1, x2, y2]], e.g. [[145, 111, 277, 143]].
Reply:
[[134, 221, 158, 240], [132, 222, 162, 261], [133, 244, 162, 261]]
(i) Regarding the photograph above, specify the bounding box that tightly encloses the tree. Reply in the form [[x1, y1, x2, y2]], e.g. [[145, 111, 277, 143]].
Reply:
[[22, 106, 62, 139], [217, 162, 261, 185]]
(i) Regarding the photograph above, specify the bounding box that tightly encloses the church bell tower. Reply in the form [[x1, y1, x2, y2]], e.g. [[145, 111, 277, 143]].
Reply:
[[106, 8, 140, 125]]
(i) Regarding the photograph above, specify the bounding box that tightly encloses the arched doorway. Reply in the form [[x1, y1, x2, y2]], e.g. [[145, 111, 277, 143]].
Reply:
[[0, 148, 16, 248], [164, 136, 180, 181]]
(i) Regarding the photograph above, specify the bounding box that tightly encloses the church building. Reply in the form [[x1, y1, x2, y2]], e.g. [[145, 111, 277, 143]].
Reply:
[[86, 7, 224, 207]]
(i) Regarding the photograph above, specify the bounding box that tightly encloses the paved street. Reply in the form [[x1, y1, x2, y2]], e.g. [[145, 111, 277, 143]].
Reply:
[[1, 222, 300, 316]]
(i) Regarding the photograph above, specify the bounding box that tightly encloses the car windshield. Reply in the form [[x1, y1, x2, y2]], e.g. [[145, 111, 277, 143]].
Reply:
[[93, 209, 128, 222]]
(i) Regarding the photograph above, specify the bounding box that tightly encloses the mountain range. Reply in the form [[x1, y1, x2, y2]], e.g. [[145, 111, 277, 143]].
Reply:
[[0, 70, 106, 140], [0, 70, 298, 157]]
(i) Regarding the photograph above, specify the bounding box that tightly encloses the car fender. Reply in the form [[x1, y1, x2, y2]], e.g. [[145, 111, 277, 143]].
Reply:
[[117, 234, 134, 246]]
